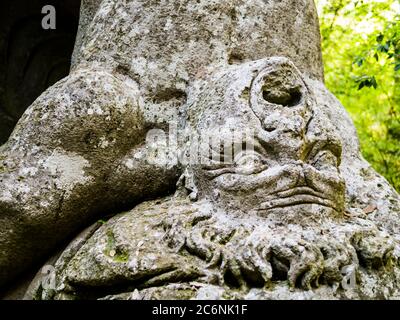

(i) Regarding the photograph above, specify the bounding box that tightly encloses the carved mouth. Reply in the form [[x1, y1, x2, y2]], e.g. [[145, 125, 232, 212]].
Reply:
[[258, 187, 340, 212]]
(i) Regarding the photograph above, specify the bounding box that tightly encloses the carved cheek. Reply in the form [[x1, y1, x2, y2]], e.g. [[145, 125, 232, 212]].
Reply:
[[263, 112, 308, 135]]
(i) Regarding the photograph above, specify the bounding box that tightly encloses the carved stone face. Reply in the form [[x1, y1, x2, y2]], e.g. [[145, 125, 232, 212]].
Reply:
[[16, 57, 400, 301], [187, 58, 346, 222], [2, 0, 400, 300]]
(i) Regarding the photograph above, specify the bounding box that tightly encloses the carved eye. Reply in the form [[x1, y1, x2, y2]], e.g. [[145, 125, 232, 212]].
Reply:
[[260, 68, 303, 107], [312, 150, 339, 170], [262, 86, 302, 107], [234, 151, 267, 174]]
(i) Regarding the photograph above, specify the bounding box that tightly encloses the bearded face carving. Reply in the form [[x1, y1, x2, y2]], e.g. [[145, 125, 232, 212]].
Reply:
[[187, 58, 346, 223], [2, 0, 400, 301], [20, 58, 400, 301]]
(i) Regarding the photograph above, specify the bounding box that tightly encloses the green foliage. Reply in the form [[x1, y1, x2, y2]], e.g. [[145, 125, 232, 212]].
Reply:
[[316, 0, 400, 191]]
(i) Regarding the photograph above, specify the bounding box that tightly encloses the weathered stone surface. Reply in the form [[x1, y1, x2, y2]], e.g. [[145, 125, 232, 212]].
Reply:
[[1, 0, 400, 300], [28, 58, 400, 300], [32, 196, 400, 300], [0, 67, 178, 287], [72, 0, 324, 96]]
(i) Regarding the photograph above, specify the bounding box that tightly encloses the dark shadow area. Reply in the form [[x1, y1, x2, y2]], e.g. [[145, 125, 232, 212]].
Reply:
[[0, 0, 81, 144]]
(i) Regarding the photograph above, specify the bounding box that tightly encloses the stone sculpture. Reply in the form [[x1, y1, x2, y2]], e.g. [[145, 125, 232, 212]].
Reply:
[[1, 0, 400, 300]]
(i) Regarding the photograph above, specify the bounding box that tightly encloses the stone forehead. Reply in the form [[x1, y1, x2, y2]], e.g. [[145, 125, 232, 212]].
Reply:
[[187, 57, 310, 128], [75, 0, 324, 91]]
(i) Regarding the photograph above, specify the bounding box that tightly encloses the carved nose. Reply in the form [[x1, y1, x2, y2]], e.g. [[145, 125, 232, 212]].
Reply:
[[296, 164, 307, 186], [304, 106, 343, 168]]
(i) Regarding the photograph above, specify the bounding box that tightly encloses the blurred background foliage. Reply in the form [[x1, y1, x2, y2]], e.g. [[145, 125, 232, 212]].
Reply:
[[316, 0, 400, 191]]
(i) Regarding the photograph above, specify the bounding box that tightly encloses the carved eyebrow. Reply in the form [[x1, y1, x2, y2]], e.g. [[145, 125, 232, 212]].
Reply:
[[200, 139, 268, 173], [202, 166, 237, 178], [206, 138, 267, 162]]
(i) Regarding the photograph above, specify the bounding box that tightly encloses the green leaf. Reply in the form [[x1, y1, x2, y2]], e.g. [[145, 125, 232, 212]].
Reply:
[[355, 75, 378, 90], [354, 56, 365, 67], [395, 63, 400, 72], [378, 44, 390, 53], [377, 34, 384, 43], [384, 42, 390, 50], [371, 76, 378, 89]]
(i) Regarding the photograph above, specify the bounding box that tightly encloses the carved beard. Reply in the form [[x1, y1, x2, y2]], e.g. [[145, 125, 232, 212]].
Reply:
[[162, 201, 398, 291]]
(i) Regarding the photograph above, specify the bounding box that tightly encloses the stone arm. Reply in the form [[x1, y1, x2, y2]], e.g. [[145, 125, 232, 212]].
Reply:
[[0, 67, 178, 288]]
